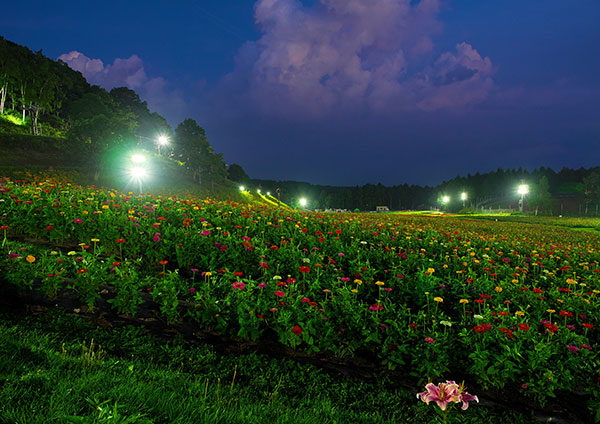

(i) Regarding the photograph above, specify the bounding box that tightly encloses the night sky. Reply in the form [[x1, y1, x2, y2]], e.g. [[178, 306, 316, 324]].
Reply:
[[3, 0, 600, 186]]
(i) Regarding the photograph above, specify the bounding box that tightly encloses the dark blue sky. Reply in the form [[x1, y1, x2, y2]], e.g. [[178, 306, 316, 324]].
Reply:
[[2, 0, 599, 186]]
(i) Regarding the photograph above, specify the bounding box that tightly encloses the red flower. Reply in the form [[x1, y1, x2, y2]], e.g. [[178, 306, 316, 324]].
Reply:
[[159, 260, 168, 265], [299, 265, 310, 273], [77, 269, 88, 274], [46, 225, 53, 231], [234, 271, 244, 277], [274, 290, 285, 297], [0, 226, 9, 231], [116, 238, 126, 244], [583, 323, 594, 329], [544, 323, 559, 334], [292, 325, 303, 336], [518, 323, 530, 331], [473, 324, 492, 334]]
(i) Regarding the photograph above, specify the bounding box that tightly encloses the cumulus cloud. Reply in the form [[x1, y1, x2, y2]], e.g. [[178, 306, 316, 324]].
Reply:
[[57, 51, 188, 125], [217, 0, 494, 118]]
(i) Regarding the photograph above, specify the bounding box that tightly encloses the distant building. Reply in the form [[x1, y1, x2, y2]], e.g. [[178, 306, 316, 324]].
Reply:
[[376, 206, 390, 212]]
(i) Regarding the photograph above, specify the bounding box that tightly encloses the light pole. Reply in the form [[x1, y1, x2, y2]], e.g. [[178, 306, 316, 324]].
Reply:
[[461, 192, 467, 209], [156, 135, 169, 155], [518, 184, 529, 212], [441, 195, 450, 210], [129, 167, 147, 194]]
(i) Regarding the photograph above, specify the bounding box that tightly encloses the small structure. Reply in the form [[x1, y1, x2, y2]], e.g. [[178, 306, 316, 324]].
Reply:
[[376, 206, 390, 213]]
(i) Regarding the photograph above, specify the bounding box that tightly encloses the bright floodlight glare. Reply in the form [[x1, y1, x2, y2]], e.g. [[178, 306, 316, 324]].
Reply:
[[518, 184, 529, 195], [131, 154, 146, 163], [442, 195, 450, 204], [267, 192, 271, 196], [299, 198, 307, 207], [461, 192, 467, 201], [239, 186, 245, 192], [257, 189, 261, 194], [157, 135, 169, 146], [129, 167, 147, 179]]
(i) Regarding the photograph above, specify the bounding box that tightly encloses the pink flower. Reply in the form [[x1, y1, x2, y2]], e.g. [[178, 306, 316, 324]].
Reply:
[[416, 381, 460, 411], [232, 281, 245, 290], [189, 287, 196, 293], [567, 345, 579, 353], [152, 232, 161, 242], [458, 391, 479, 410], [274, 290, 285, 297], [73, 218, 83, 224], [424, 337, 435, 344], [417, 381, 478, 411]]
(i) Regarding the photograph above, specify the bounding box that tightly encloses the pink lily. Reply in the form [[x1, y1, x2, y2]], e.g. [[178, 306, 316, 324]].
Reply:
[[416, 381, 460, 411]]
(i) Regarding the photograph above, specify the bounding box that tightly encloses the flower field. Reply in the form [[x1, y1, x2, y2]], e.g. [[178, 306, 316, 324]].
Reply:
[[1, 172, 600, 418]]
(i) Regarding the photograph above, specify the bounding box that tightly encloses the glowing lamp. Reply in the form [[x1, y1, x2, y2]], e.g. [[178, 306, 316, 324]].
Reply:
[[442, 195, 450, 204], [157, 135, 169, 146], [131, 154, 146, 164], [299, 198, 307, 207], [239, 186, 245, 192], [518, 184, 529, 195], [461, 192, 467, 201], [129, 167, 147, 179]]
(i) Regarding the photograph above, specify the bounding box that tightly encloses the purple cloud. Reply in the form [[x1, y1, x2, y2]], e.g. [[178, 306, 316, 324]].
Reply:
[[216, 0, 494, 118], [57, 51, 188, 125]]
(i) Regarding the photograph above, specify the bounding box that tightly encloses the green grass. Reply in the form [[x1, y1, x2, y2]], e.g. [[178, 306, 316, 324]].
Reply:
[[0, 307, 537, 424]]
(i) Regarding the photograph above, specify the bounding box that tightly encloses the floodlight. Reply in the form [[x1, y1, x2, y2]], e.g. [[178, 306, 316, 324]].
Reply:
[[299, 198, 307, 207], [518, 184, 529, 195], [131, 154, 146, 163], [129, 167, 147, 179], [257, 189, 261, 194], [442, 195, 450, 204], [461, 192, 467, 201], [239, 186, 245, 192], [157, 135, 169, 146]]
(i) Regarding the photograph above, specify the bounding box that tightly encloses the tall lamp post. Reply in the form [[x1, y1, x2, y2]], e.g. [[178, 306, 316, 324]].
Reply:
[[461, 192, 467, 209], [156, 135, 169, 155], [518, 184, 529, 212], [441, 195, 450, 210]]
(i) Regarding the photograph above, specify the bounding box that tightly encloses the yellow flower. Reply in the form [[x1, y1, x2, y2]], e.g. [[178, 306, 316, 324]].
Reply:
[[351, 289, 358, 293], [459, 299, 469, 304], [91, 238, 100, 242], [427, 268, 435, 274], [375, 281, 385, 286], [511, 279, 519, 284], [566, 278, 576, 285], [26, 255, 36, 263], [495, 286, 503, 293], [128, 209, 135, 214], [204, 272, 212, 277], [546, 309, 556, 314], [443, 264, 448, 269], [102, 205, 110, 209], [67, 251, 76, 255], [354, 279, 363, 285], [433, 297, 443, 303], [515, 311, 525, 316]]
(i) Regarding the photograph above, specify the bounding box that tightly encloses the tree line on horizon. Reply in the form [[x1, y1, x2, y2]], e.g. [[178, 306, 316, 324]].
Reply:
[[250, 166, 600, 215]]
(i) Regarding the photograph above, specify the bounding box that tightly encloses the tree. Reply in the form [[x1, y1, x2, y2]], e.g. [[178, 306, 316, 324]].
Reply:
[[529, 176, 553, 215], [227, 163, 250, 184], [173, 119, 225, 185], [582, 170, 600, 215]]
